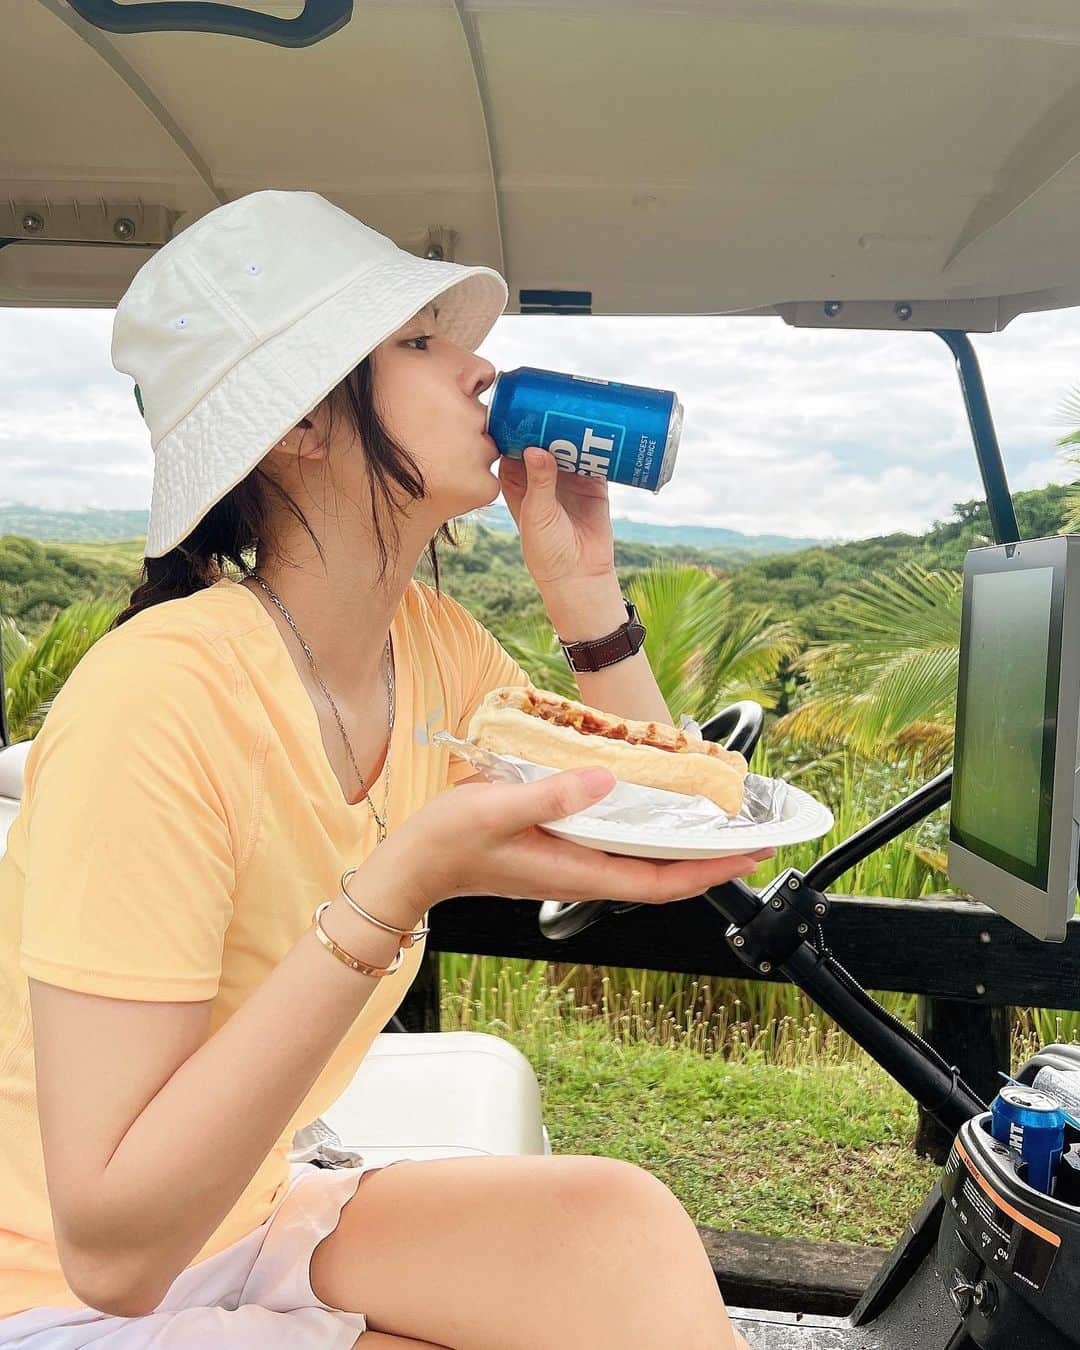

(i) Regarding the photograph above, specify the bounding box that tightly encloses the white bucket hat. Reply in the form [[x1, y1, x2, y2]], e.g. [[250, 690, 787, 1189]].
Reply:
[[111, 189, 508, 558]]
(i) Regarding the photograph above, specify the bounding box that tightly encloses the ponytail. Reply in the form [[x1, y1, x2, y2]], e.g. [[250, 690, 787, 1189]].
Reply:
[[110, 548, 214, 630]]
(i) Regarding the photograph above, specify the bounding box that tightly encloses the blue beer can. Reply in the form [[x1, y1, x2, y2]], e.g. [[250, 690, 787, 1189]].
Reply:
[[486, 367, 684, 493], [990, 1084, 1067, 1194]]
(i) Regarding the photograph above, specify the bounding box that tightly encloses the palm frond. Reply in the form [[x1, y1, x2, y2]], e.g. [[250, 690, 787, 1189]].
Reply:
[[699, 607, 802, 719], [625, 564, 734, 718], [773, 562, 961, 762], [1055, 385, 1080, 432], [498, 617, 577, 699], [1062, 451, 1080, 534], [772, 687, 875, 755], [4, 598, 123, 742], [849, 645, 959, 742], [889, 721, 955, 774], [808, 563, 963, 653]]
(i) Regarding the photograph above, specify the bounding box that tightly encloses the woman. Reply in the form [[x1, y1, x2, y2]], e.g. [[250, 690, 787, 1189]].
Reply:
[[0, 191, 766, 1347]]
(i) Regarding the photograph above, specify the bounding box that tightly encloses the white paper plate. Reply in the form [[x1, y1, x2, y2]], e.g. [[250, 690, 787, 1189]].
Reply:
[[539, 779, 834, 860]]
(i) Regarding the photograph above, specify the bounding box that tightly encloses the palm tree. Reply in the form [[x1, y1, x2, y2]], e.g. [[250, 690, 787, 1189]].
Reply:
[[2, 597, 122, 744], [770, 562, 962, 774], [496, 562, 801, 725]]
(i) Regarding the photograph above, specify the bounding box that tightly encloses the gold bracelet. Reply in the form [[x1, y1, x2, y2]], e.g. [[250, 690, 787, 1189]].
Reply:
[[312, 901, 405, 977], [339, 866, 430, 949]]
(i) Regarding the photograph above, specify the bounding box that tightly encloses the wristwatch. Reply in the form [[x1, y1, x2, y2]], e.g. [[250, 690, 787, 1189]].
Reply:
[[556, 597, 647, 673]]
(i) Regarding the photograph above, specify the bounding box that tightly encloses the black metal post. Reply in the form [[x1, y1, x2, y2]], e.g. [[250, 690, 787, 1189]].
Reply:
[[913, 330, 1023, 1152], [388, 948, 441, 1032], [913, 1000, 1011, 1162], [934, 330, 1021, 546]]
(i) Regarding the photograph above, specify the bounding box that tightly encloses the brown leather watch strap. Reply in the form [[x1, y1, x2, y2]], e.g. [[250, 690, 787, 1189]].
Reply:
[[557, 598, 647, 673]]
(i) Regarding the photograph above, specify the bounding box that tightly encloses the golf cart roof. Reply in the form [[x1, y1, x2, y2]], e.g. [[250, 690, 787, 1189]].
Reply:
[[7, 1, 1080, 331]]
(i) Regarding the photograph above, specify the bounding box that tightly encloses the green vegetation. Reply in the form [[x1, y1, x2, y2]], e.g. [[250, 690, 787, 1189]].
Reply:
[[726, 483, 1071, 639], [771, 563, 961, 771], [0, 535, 143, 635], [0, 479, 1066, 642], [1, 597, 119, 742]]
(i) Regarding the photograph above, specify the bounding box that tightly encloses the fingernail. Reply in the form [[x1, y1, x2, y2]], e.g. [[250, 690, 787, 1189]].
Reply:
[[579, 768, 615, 794]]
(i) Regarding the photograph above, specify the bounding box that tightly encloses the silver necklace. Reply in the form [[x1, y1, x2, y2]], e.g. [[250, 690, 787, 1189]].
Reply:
[[249, 572, 394, 843]]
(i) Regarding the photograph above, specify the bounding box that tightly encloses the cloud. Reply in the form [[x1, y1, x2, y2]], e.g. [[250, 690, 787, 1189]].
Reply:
[[476, 308, 1080, 536], [0, 308, 150, 511], [1013, 455, 1078, 492], [0, 302, 1077, 535]]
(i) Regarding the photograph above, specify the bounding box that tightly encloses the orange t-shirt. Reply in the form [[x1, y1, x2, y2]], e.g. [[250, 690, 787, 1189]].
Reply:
[[0, 575, 529, 1317]]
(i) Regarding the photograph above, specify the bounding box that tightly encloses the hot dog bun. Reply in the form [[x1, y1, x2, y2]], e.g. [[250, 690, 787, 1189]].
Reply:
[[467, 685, 748, 814]]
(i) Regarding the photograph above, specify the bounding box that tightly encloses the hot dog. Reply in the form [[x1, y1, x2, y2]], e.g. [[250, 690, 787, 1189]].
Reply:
[[466, 685, 748, 814]]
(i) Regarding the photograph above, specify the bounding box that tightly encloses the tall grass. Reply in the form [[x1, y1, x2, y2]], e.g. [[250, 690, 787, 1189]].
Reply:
[[1017, 1010, 1080, 1051], [441, 956, 876, 1066]]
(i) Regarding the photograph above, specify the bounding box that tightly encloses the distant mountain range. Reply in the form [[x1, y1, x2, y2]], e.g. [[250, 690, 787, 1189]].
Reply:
[[0, 504, 151, 543], [0, 501, 830, 556], [474, 502, 828, 553]]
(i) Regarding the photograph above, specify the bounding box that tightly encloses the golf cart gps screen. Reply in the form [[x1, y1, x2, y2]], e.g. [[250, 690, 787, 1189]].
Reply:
[[951, 566, 1058, 890]]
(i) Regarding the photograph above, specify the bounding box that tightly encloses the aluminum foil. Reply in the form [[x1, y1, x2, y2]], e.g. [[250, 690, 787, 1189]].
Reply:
[[433, 714, 788, 834], [289, 1116, 365, 1169]]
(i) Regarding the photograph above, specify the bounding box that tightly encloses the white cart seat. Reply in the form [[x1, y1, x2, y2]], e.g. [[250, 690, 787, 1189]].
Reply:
[[310, 1030, 551, 1168], [0, 739, 31, 856]]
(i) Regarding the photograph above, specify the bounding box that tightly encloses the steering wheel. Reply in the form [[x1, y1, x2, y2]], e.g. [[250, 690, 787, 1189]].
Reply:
[[537, 700, 765, 941]]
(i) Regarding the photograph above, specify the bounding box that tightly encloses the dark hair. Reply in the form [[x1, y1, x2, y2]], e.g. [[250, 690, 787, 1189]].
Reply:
[[110, 353, 457, 630]]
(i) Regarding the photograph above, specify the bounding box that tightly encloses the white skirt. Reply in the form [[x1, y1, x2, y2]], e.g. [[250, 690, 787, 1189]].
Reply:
[[0, 1159, 411, 1347]]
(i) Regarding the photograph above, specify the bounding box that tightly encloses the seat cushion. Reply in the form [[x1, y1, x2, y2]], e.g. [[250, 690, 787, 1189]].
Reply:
[[0, 795, 20, 858], [0, 739, 32, 800], [318, 1030, 548, 1167]]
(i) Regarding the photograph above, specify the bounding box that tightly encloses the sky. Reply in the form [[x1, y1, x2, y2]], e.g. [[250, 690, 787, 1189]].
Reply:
[[2, 304, 1079, 543]]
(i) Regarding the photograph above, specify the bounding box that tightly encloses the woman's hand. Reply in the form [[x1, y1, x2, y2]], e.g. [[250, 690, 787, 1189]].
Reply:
[[369, 768, 774, 918], [498, 446, 615, 589]]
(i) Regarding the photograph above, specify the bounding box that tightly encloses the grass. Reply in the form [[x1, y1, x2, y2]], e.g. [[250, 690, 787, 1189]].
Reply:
[[523, 1027, 936, 1247], [440, 961, 940, 1247]]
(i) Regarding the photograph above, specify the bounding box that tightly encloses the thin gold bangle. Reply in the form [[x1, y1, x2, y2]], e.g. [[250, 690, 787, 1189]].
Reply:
[[312, 901, 404, 977], [339, 866, 430, 948]]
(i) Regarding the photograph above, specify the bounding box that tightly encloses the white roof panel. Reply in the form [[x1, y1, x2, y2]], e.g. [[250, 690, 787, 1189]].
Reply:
[[6, 0, 1080, 327]]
